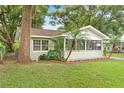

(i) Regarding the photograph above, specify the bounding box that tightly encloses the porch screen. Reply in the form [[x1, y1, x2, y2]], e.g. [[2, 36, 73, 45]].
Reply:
[[66, 39, 73, 50], [76, 40, 85, 50], [66, 39, 85, 50], [86, 40, 101, 50]]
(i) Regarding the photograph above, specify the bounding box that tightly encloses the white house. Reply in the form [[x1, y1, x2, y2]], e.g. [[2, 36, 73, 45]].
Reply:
[[15, 25, 110, 61]]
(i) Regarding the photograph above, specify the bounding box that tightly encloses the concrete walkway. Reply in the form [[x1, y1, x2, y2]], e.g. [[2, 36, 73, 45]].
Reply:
[[110, 57, 124, 60]]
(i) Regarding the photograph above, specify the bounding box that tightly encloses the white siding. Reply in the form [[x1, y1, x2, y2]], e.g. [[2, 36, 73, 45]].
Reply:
[[64, 50, 103, 61]]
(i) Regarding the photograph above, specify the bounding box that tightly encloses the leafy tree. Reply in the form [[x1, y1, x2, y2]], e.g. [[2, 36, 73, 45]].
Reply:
[[0, 5, 48, 52], [32, 6, 48, 28], [109, 35, 120, 57], [104, 35, 120, 58], [57, 26, 65, 31], [53, 37, 64, 61], [0, 6, 21, 52]]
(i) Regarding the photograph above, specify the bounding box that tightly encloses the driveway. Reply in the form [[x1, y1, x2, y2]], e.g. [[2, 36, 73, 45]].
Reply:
[[111, 57, 124, 60]]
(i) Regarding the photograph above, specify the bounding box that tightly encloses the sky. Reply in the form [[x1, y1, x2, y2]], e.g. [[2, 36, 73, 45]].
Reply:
[[42, 6, 64, 30]]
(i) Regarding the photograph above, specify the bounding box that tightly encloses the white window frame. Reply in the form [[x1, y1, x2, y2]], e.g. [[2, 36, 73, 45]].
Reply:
[[42, 39, 49, 51], [33, 39, 41, 51], [33, 39, 49, 52]]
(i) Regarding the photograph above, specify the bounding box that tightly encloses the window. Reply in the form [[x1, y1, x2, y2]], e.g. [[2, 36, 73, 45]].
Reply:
[[66, 39, 85, 50], [87, 40, 101, 50], [95, 40, 101, 50], [33, 39, 49, 51], [87, 40, 93, 50], [66, 39, 101, 50], [42, 40, 48, 51], [33, 40, 41, 51], [76, 39, 85, 50]]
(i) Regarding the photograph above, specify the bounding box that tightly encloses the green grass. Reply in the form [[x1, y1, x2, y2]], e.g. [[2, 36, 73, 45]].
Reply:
[[112, 53, 124, 58], [0, 60, 124, 88]]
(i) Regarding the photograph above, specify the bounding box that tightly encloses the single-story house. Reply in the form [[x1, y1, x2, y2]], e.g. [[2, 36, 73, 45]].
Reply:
[[15, 25, 109, 61]]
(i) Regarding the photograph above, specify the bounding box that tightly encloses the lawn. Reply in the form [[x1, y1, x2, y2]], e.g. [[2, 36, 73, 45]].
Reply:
[[0, 60, 124, 88], [112, 53, 124, 58]]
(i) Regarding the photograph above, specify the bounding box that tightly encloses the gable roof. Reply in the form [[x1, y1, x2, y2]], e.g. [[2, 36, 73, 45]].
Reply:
[[31, 28, 63, 37], [80, 25, 110, 40]]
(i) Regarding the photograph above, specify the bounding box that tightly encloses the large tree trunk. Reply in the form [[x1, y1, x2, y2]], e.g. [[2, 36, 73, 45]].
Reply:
[[18, 6, 33, 63]]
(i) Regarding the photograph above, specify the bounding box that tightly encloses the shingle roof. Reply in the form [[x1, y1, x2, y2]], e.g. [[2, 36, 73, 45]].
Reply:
[[30, 28, 63, 36]]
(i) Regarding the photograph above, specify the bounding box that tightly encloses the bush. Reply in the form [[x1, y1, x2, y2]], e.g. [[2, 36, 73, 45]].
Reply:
[[103, 48, 110, 56], [57, 56, 65, 61], [38, 54, 47, 60], [38, 50, 65, 61], [47, 50, 58, 60], [13, 40, 19, 58], [13, 40, 19, 51]]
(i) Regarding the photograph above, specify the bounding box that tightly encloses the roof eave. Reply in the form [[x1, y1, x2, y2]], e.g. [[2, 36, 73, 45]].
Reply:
[[31, 35, 53, 38]]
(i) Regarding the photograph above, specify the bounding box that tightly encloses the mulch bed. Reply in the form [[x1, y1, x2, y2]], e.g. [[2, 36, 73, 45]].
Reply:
[[60, 57, 111, 64]]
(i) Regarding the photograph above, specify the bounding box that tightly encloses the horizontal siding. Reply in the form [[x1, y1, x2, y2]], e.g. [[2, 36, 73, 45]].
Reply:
[[64, 50, 103, 61]]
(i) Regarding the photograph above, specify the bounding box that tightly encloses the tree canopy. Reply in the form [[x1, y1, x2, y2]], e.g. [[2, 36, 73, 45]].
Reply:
[[0, 5, 48, 51], [49, 5, 124, 36]]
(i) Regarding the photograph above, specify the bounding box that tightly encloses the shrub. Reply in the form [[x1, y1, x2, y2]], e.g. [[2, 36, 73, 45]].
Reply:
[[103, 48, 110, 56], [13, 40, 19, 58], [38, 54, 47, 60], [47, 50, 58, 60], [13, 40, 19, 51]]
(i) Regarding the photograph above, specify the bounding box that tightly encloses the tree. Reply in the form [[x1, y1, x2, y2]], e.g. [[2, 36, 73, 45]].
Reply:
[[32, 5, 48, 28], [109, 35, 120, 57], [57, 26, 65, 31], [18, 6, 33, 63], [0, 5, 48, 52], [0, 6, 21, 52]]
